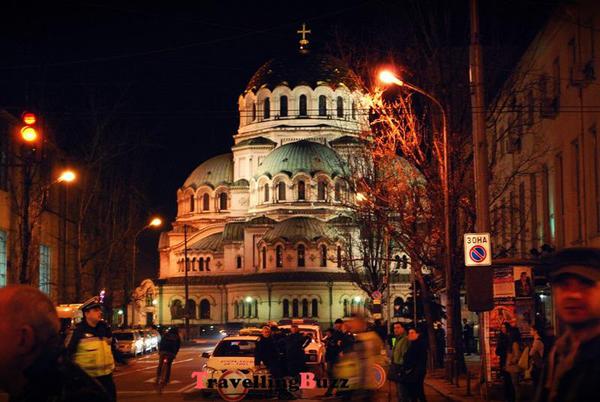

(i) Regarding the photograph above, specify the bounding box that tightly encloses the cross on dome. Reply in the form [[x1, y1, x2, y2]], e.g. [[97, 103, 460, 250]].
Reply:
[[297, 23, 311, 50]]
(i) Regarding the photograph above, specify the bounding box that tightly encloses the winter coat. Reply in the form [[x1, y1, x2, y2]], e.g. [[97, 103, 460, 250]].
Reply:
[[285, 333, 310, 377], [159, 332, 181, 355], [402, 337, 427, 383], [325, 330, 343, 363], [254, 335, 282, 377]]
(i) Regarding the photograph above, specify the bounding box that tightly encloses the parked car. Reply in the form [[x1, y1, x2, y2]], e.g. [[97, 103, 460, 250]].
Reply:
[[138, 329, 155, 353], [113, 329, 144, 356], [238, 327, 263, 336], [278, 319, 325, 368]]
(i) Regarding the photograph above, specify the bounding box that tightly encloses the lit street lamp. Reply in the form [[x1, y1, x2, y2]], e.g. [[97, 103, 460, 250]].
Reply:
[[379, 69, 455, 372]]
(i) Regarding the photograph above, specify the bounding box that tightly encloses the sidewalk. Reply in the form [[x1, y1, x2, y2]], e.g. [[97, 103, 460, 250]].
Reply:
[[424, 355, 485, 402]]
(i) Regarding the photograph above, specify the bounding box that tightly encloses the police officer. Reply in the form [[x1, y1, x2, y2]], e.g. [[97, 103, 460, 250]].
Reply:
[[67, 296, 117, 401]]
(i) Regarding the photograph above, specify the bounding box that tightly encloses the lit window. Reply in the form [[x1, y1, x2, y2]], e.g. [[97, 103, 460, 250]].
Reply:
[[276, 246, 283, 268], [39, 245, 51, 294], [297, 244, 305, 267]]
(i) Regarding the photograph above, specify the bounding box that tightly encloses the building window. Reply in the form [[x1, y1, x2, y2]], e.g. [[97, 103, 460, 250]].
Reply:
[[573, 140, 582, 240], [297, 180, 306, 200], [278, 182, 286, 201], [252, 103, 256, 121], [317, 181, 327, 201], [205, 257, 210, 271], [254, 300, 258, 318], [320, 245, 327, 267], [280, 96, 288, 117], [337, 246, 342, 268], [198, 257, 204, 271], [283, 299, 290, 317], [276, 246, 283, 268], [234, 302, 239, 318], [519, 182, 526, 255], [556, 153, 565, 246], [343, 299, 349, 317], [530, 173, 538, 248], [263, 97, 270, 119], [334, 182, 341, 201], [299, 95, 307, 116], [297, 244, 305, 267], [191, 257, 196, 271], [171, 300, 184, 319], [336, 96, 344, 117], [39, 245, 50, 295], [311, 299, 318, 317], [352, 101, 356, 119], [262, 247, 267, 269], [189, 195, 195, 212], [202, 193, 210, 211], [318, 95, 327, 116], [264, 183, 270, 203], [292, 299, 299, 317], [219, 193, 227, 210], [200, 299, 210, 319], [302, 299, 309, 317], [240, 301, 245, 317], [542, 164, 553, 243], [236, 255, 242, 269], [0, 231, 6, 287], [186, 299, 197, 319]]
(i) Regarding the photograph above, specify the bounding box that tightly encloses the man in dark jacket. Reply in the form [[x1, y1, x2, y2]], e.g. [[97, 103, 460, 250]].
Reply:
[[403, 327, 428, 402], [535, 247, 600, 402], [255, 326, 293, 399], [0, 285, 109, 402], [323, 327, 343, 397], [156, 327, 181, 384], [284, 325, 310, 378]]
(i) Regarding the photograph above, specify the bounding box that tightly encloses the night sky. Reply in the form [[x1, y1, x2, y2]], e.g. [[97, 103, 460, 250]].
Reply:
[[1, 0, 552, 278]]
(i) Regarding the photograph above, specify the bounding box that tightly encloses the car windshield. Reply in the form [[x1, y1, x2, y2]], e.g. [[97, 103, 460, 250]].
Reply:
[[114, 332, 134, 341], [213, 340, 256, 357]]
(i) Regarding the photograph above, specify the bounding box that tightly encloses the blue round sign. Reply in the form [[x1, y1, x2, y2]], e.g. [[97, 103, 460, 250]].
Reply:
[[469, 245, 487, 263]]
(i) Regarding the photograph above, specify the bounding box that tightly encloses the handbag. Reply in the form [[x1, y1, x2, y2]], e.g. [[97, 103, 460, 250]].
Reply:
[[518, 346, 530, 371]]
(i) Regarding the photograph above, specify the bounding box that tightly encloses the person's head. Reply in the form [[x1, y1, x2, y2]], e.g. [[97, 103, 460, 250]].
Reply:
[[168, 326, 179, 335], [325, 328, 334, 337], [0, 286, 60, 395], [520, 272, 528, 280], [502, 322, 511, 334], [408, 328, 419, 341], [530, 324, 542, 338], [80, 296, 103, 326], [334, 318, 344, 331], [291, 324, 299, 334], [346, 315, 367, 333], [547, 247, 600, 328], [393, 322, 405, 336], [261, 325, 271, 338], [463, 318, 467, 324]]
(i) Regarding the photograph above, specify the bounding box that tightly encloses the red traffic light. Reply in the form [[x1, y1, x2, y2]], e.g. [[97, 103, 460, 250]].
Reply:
[[22, 112, 37, 125]]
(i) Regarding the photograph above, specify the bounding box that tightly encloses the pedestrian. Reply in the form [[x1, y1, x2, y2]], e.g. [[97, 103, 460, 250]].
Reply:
[[534, 247, 600, 402], [528, 324, 544, 388], [284, 324, 310, 378], [0, 285, 110, 402], [156, 326, 181, 386], [255, 325, 294, 400], [389, 321, 410, 402], [496, 322, 513, 401], [66, 296, 118, 401], [402, 327, 428, 402], [323, 327, 342, 397], [434, 322, 445, 368], [340, 320, 355, 354], [374, 319, 388, 342], [504, 324, 523, 402], [462, 318, 473, 355]]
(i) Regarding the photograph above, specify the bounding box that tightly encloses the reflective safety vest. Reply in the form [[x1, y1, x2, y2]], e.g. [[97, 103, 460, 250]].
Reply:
[[73, 335, 115, 377]]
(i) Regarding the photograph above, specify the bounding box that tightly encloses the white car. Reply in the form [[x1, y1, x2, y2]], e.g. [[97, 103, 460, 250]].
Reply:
[[238, 327, 263, 336], [113, 330, 144, 356], [278, 323, 325, 367]]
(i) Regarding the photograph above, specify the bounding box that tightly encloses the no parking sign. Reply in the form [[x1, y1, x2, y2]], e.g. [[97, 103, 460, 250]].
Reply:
[[464, 233, 492, 266]]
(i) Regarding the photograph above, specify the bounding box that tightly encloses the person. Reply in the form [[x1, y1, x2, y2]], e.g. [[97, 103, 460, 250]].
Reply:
[[504, 324, 523, 402], [284, 324, 310, 379], [156, 326, 181, 386], [534, 247, 600, 402], [374, 319, 387, 342], [515, 271, 533, 297], [389, 322, 410, 402], [0, 285, 110, 402], [255, 326, 293, 399], [66, 296, 117, 401], [433, 322, 446, 368], [462, 319, 473, 355], [340, 320, 355, 354], [323, 327, 342, 397], [496, 322, 512, 402], [528, 324, 544, 388], [402, 327, 428, 402]]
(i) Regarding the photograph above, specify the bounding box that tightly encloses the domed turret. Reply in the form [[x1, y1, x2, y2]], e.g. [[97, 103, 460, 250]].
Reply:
[[183, 153, 233, 189]]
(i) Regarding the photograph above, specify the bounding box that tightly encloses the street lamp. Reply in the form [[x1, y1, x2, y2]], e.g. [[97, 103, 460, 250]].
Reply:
[[131, 216, 163, 326], [57, 170, 76, 183], [379, 69, 455, 371]]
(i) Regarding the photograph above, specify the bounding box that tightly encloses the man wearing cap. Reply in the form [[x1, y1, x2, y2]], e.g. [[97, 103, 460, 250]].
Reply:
[[66, 296, 117, 401], [535, 247, 600, 402]]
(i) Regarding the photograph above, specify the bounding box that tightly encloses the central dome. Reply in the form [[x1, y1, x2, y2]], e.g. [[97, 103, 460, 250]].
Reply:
[[255, 140, 347, 178], [245, 51, 361, 93]]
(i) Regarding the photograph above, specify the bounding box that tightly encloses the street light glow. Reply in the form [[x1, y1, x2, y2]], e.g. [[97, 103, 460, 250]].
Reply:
[[20, 126, 38, 142], [354, 296, 362, 302], [245, 296, 253, 303], [149, 217, 162, 227], [57, 170, 76, 183], [152, 299, 158, 305], [378, 70, 404, 86]]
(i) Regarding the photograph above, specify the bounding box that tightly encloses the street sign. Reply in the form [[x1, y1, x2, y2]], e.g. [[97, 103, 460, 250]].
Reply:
[[372, 291, 382, 300], [464, 233, 491, 266]]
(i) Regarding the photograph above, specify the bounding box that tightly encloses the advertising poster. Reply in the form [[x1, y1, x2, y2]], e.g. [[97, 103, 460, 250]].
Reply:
[[513, 266, 534, 298], [515, 299, 535, 335], [493, 267, 515, 298]]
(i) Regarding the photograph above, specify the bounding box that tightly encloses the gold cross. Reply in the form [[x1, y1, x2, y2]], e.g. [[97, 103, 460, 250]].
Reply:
[[297, 23, 311, 48]]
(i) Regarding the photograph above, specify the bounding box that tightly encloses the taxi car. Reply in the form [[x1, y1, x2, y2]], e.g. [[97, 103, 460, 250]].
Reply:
[[113, 329, 145, 356], [238, 327, 263, 336], [278, 319, 325, 368]]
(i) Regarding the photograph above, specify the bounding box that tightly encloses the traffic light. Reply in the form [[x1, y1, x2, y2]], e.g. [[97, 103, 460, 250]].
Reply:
[[19, 112, 39, 143]]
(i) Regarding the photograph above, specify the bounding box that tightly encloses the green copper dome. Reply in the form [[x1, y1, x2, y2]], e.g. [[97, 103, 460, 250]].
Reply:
[[262, 217, 337, 244], [184, 153, 233, 189], [255, 140, 347, 179]]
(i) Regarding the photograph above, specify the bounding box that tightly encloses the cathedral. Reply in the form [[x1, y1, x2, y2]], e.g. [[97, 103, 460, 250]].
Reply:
[[134, 30, 411, 329]]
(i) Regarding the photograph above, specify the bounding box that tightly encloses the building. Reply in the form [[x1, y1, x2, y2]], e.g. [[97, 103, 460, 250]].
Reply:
[[136, 37, 412, 328]]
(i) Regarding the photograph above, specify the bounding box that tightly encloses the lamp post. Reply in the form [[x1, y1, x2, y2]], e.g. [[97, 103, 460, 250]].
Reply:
[[183, 224, 190, 341], [131, 216, 162, 327], [379, 70, 455, 373]]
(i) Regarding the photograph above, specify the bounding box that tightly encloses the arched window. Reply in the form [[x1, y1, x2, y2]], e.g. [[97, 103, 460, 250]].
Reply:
[[262, 247, 267, 269], [200, 299, 210, 319], [236, 255, 242, 269], [185, 257, 190, 271], [292, 299, 299, 317], [334, 182, 342, 201], [394, 297, 404, 317], [198, 257, 204, 271], [252, 103, 256, 121], [283, 299, 290, 317], [189, 195, 195, 212], [297, 180, 306, 200], [337, 246, 342, 268], [280, 95, 288, 117], [352, 101, 356, 119], [254, 300, 258, 318], [186, 299, 197, 319], [191, 257, 197, 271], [219, 192, 227, 210], [240, 301, 245, 317], [297, 244, 305, 267], [311, 299, 319, 317], [318, 95, 327, 116], [337, 96, 344, 117], [320, 245, 327, 267], [343, 299, 349, 317], [171, 299, 184, 319], [276, 246, 283, 268], [278, 182, 286, 201], [318, 181, 327, 200], [299, 95, 307, 116], [264, 183, 270, 202], [263, 97, 270, 119], [302, 299, 309, 317], [234, 301, 239, 318], [202, 193, 210, 211], [205, 257, 210, 271]]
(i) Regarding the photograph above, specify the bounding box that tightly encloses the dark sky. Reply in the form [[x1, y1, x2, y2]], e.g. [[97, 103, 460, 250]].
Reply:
[[1, 0, 552, 278]]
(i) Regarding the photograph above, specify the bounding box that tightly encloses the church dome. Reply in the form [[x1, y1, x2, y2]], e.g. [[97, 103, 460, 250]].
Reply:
[[245, 51, 361, 93], [183, 153, 233, 189], [262, 217, 337, 243], [255, 140, 347, 178]]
